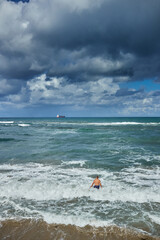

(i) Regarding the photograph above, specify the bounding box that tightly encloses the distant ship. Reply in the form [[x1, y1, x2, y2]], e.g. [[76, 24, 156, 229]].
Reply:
[[57, 115, 65, 118]]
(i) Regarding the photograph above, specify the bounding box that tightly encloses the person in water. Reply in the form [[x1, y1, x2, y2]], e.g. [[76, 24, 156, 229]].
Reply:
[[90, 176, 102, 189]]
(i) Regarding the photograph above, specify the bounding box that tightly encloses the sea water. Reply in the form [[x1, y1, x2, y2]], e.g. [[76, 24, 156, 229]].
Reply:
[[0, 117, 160, 239]]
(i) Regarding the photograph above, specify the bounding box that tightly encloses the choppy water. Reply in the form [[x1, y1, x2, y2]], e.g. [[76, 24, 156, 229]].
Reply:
[[0, 117, 160, 239]]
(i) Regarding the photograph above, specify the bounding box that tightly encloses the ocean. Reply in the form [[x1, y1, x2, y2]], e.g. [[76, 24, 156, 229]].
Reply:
[[0, 117, 160, 240]]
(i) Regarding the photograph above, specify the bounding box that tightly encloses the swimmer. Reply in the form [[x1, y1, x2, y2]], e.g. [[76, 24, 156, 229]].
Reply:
[[90, 176, 102, 189]]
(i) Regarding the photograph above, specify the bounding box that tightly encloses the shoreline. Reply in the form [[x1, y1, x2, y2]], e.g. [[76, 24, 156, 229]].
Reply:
[[0, 219, 160, 240]]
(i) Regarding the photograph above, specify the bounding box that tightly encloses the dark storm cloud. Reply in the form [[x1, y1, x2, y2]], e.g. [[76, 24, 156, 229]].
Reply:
[[1, 0, 160, 83], [0, 78, 23, 102], [26, 0, 160, 82], [40, 0, 160, 57]]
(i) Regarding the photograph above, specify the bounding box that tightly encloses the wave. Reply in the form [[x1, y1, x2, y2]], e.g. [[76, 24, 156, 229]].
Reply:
[[18, 124, 30, 127], [0, 138, 15, 142], [0, 163, 159, 236], [61, 160, 87, 167], [0, 121, 14, 124], [0, 120, 159, 127], [0, 219, 159, 240], [0, 163, 159, 203], [44, 121, 160, 126], [87, 122, 160, 126]]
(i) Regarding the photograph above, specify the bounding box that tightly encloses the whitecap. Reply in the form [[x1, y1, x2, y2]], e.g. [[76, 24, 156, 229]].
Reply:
[[18, 124, 30, 127], [0, 121, 14, 124], [40, 211, 113, 227], [61, 160, 87, 167]]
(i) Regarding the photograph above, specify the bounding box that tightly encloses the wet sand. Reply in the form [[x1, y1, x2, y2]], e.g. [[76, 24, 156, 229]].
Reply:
[[0, 219, 160, 240]]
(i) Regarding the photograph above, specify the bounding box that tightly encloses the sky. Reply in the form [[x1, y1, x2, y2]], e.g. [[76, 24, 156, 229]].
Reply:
[[0, 0, 160, 117]]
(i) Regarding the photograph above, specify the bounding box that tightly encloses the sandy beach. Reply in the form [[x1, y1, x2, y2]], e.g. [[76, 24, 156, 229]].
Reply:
[[0, 219, 160, 240]]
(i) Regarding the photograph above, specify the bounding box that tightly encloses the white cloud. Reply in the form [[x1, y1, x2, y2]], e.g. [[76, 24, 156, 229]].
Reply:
[[27, 74, 119, 105], [143, 98, 152, 105], [1, 72, 160, 116]]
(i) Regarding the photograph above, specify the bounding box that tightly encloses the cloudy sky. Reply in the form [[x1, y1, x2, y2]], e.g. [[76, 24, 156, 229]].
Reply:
[[0, 0, 160, 117]]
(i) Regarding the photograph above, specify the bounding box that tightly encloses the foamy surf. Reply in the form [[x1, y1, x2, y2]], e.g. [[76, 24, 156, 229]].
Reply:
[[0, 163, 159, 202], [0, 162, 159, 237]]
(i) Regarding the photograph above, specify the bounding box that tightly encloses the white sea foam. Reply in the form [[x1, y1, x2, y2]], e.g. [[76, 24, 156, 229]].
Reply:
[[121, 167, 160, 186], [45, 121, 160, 126], [0, 163, 160, 228], [61, 160, 87, 167], [148, 214, 160, 225], [85, 122, 160, 126], [18, 124, 30, 127], [40, 212, 113, 227], [0, 163, 159, 203], [0, 121, 14, 124]]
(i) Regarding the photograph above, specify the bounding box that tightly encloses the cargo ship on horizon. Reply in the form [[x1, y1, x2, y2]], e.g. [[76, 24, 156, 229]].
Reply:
[[57, 115, 65, 118]]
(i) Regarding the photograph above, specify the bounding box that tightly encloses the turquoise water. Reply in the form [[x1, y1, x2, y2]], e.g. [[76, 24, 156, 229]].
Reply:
[[0, 117, 160, 236]]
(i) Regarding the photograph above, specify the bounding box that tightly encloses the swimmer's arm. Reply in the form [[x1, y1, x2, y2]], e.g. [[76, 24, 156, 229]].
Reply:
[[90, 180, 95, 188], [99, 181, 102, 188]]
